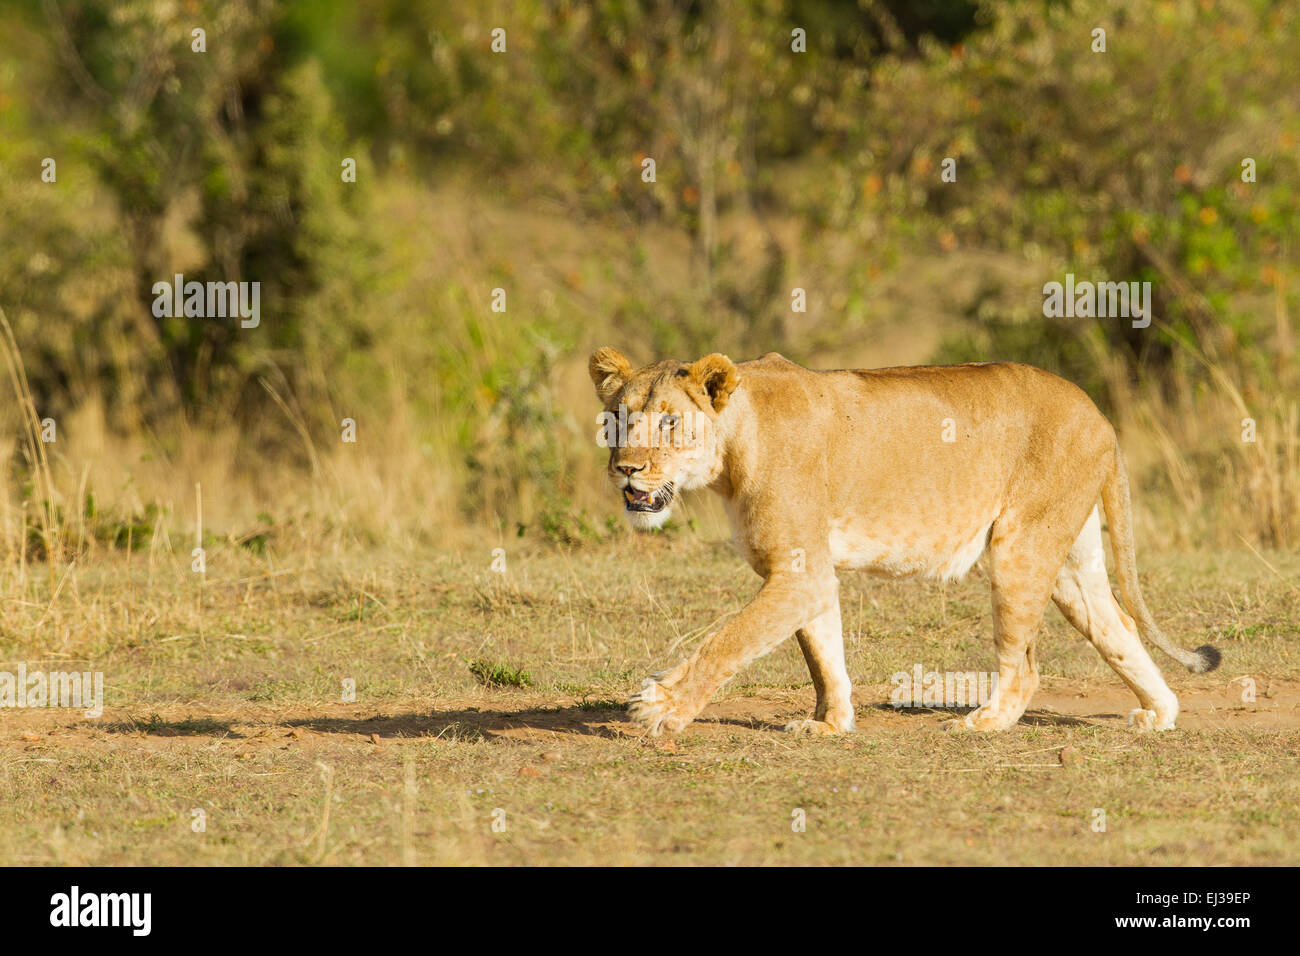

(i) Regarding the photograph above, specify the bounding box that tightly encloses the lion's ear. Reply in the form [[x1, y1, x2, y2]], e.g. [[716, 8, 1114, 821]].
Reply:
[[588, 347, 633, 404], [689, 353, 739, 411]]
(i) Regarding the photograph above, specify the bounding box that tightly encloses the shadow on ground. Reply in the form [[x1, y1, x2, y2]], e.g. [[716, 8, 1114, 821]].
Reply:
[[865, 701, 1100, 727], [99, 717, 245, 737], [286, 706, 627, 740], [93, 700, 1116, 742]]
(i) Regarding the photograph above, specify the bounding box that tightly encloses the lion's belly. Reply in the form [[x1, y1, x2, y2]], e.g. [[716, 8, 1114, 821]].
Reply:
[[827, 517, 994, 581]]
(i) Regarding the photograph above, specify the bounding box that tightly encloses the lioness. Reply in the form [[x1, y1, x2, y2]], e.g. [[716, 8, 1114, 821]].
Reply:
[[589, 347, 1220, 735]]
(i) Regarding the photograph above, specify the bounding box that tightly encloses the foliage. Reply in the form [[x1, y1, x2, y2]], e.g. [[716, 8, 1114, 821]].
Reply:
[[0, 0, 1295, 546]]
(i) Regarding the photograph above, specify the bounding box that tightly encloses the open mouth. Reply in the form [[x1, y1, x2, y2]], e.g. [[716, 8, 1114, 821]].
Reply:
[[623, 482, 674, 513]]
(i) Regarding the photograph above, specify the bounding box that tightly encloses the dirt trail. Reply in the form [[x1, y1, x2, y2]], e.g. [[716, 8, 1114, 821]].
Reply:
[[2, 679, 1296, 754]]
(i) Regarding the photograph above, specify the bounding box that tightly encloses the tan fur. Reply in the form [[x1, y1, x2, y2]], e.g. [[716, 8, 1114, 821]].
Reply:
[[588, 349, 1219, 736]]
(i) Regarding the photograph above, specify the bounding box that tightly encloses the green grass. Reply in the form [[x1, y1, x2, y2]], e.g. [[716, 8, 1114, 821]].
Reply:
[[467, 659, 533, 689]]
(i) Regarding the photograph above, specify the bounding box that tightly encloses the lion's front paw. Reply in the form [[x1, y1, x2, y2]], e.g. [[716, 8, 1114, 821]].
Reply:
[[1127, 707, 1176, 732], [627, 674, 694, 736]]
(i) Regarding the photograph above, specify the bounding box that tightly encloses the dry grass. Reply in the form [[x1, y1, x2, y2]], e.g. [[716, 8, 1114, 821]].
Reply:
[[0, 537, 1297, 865], [1107, 310, 1300, 551]]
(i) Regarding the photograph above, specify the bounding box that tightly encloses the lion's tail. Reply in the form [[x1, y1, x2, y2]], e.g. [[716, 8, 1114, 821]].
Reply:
[[1101, 441, 1221, 673]]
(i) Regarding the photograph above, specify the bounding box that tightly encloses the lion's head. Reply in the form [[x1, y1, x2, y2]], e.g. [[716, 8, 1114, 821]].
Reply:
[[588, 347, 739, 530]]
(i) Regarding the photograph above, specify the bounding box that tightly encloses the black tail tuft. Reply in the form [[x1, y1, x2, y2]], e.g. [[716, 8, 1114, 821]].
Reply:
[[1190, 644, 1222, 674]]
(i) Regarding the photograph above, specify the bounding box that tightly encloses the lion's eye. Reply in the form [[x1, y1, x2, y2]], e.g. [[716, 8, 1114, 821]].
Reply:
[[661, 414, 680, 430]]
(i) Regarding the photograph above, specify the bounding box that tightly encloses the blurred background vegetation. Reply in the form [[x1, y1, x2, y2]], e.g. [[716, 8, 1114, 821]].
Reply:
[[0, 0, 1296, 558]]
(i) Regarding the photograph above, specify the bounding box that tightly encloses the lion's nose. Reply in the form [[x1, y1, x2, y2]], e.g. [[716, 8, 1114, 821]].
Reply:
[[615, 463, 645, 477]]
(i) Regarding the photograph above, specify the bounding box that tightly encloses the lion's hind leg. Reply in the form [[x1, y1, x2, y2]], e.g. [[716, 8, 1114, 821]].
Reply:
[[1051, 508, 1179, 731], [946, 510, 1070, 733]]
